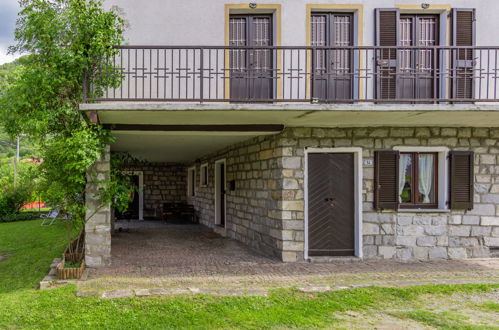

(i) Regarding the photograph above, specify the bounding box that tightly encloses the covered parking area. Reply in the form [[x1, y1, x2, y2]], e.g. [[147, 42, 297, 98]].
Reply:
[[83, 106, 285, 268], [93, 221, 278, 277]]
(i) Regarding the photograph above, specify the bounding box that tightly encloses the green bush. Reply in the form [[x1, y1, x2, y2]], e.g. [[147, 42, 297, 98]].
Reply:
[[0, 211, 45, 223], [0, 185, 33, 217]]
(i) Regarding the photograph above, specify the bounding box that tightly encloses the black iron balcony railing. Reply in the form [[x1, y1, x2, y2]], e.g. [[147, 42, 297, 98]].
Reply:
[[83, 46, 499, 103]]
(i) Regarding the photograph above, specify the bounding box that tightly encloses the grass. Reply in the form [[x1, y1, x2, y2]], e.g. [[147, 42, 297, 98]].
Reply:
[[0, 219, 66, 293], [0, 220, 498, 329], [480, 301, 499, 312], [20, 207, 51, 213], [0, 283, 497, 329], [400, 310, 475, 329]]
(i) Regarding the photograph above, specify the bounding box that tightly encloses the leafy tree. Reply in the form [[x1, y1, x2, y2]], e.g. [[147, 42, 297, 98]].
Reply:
[[0, 0, 132, 256], [0, 58, 38, 161]]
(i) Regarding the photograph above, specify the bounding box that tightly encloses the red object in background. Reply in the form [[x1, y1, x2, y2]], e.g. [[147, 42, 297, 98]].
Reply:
[[20, 158, 44, 166], [21, 201, 46, 210]]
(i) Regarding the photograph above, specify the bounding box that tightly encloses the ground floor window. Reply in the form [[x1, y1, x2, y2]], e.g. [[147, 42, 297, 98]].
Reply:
[[200, 163, 208, 187], [399, 152, 438, 208], [375, 147, 474, 211]]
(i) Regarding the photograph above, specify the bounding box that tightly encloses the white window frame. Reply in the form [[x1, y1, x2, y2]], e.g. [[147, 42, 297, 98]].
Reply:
[[393, 146, 449, 211], [200, 163, 209, 187], [304, 147, 363, 259], [187, 166, 196, 197]]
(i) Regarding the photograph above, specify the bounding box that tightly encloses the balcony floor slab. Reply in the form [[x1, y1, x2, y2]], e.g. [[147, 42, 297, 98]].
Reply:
[[80, 103, 499, 128]]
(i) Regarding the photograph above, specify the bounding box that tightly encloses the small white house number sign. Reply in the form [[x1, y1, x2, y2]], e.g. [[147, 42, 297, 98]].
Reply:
[[363, 159, 374, 167]]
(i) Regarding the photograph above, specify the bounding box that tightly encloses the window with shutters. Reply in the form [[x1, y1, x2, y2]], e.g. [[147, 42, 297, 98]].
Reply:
[[375, 9, 441, 101], [375, 147, 473, 211]]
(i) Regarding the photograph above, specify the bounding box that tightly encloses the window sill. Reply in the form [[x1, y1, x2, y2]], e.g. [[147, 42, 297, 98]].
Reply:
[[397, 208, 450, 213]]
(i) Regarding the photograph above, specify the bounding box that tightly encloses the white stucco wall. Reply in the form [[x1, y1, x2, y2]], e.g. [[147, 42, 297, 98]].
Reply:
[[103, 0, 499, 46]]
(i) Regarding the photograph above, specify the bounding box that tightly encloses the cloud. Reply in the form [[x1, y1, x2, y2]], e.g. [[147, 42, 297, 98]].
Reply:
[[0, 0, 21, 64]]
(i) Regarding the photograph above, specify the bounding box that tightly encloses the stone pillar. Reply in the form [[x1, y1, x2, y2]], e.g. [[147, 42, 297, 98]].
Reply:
[[85, 145, 111, 267]]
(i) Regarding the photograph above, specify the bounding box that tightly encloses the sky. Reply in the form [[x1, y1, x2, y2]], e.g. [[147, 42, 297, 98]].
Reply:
[[0, 0, 21, 64]]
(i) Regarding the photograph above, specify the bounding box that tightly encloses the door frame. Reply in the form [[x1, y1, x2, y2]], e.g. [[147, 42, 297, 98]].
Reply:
[[122, 170, 144, 221], [214, 158, 227, 227], [304, 147, 363, 259]]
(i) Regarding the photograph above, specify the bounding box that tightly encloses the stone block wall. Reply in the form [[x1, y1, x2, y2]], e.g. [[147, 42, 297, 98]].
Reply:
[[85, 146, 112, 267], [96, 126, 498, 264], [188, 135, 288, 260], [276, 127, 499, 261], [127, 163, 187, 216]]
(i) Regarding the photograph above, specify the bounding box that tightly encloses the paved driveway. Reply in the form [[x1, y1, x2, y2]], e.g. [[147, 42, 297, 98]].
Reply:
[[90, 221, 280, 278], [81, 221, 499, 297], [87, 221, 499, 287]]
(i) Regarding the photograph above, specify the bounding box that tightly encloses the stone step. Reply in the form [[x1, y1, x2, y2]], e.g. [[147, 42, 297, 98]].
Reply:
[[307, 256, 364, 264]]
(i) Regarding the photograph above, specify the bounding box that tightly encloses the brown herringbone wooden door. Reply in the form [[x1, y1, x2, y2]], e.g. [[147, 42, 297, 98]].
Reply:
[[308, 153, 355, 256]]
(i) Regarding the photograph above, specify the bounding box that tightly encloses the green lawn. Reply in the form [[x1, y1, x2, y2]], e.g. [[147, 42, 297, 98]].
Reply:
[[20, 207, 52, 213], [0, 219, 66, 293], [0, 220, 498, 329]]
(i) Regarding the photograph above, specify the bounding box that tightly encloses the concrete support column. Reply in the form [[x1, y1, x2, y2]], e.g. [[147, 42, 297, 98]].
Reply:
[[85, 145, 111, 267]]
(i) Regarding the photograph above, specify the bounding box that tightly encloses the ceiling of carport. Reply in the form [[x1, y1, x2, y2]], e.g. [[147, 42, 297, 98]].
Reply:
[[111, 131, 277, 163]]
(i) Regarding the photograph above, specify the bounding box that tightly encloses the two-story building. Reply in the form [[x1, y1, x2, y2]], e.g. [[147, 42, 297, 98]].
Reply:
[[81, 0, 499, 267]]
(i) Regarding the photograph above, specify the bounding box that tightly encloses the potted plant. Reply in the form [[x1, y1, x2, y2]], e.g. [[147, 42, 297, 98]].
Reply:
[[57, 208, 87, 280], [57, 255, 85, 280]]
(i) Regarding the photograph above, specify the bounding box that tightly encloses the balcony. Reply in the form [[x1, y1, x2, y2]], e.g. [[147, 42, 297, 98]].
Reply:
[[83, 45, 499, 104]]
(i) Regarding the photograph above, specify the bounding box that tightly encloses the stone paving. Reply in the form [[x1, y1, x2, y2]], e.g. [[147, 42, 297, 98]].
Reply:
[[78, 221, 499, 298], [96, 220, 279, 276]]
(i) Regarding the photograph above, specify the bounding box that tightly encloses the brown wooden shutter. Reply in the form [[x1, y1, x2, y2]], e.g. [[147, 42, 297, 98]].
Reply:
[[375, 9, 400, 100], [451, 9, 476, 100], [374, 150, 399, 210], [449, 151, 474, 210]]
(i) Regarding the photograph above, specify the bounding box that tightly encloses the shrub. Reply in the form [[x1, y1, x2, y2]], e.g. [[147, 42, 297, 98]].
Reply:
[[0, 185, 33, 217], [0, 211, 45, 223]]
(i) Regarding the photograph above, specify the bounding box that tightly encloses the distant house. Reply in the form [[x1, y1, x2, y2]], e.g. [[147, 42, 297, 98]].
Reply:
[[81, 0, 499, 267], [20, 157, 43, 166]]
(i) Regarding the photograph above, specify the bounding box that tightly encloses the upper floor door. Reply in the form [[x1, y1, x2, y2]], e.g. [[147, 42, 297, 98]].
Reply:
[[399, 14, 439, 100], [376, 8, 476, 102], [229, 15, 273, 101], [311, 13, 353, 102]]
